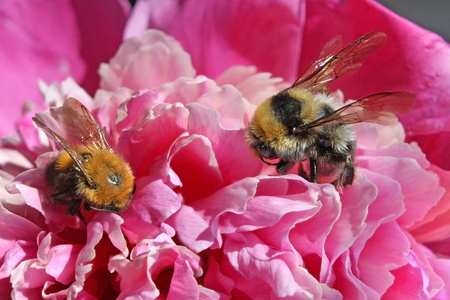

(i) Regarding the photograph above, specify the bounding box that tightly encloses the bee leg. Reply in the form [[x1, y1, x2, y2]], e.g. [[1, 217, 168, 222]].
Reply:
[[76, 210, 88, 225], [49, 192, 72, 204], [68, 198, 87, 225], [309, 158, 318, 183], [84, 202, 92, 211], [335, 156, 355, 187], [298, 163, 310, 181], [276, 159, 295, 174]]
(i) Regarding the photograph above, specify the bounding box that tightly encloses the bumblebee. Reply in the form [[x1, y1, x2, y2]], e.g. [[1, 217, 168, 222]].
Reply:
[[33, 98, 135, 223], [246, 31, 415, 187]]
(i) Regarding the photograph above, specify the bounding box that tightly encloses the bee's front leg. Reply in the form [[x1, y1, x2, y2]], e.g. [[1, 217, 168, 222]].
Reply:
[[276, 159, 296, 174], [309, 157, 317, 183], [334, 155, 355, 187]]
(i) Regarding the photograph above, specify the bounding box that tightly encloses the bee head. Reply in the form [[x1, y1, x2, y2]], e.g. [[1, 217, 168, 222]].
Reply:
[[80, 151, 135, 212]]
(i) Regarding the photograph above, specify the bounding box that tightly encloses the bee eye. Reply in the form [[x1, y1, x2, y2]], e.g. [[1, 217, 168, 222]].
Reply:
[[107, 173, 122, 186]]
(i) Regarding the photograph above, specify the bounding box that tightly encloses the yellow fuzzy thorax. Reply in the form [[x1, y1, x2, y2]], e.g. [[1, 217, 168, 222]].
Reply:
[[250, 89, 320, 142], [286, 89, 320, 124], [54, 146, 135, 210]]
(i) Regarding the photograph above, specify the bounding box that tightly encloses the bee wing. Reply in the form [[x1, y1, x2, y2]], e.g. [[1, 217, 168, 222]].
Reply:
[[296, 92, 416, 130], [32, 117, 96, 187], [61, 98, 113, 152], [292, 31, 387, 90]]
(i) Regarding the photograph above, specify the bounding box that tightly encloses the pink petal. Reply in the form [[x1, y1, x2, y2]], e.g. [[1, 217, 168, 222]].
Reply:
[[358, 145, 444, 228], [118, 102, 190, 178], [121, 178, 181, 243], [166, 204, 211, 253], [409, 166, 450, 243], [225, 234, 323, 299], [125, 0, 304, 81], [99, 30, 195, 91], [186, 103, 262, 182], [158, 76, 249, 127], [168, 135, 224, 201], [349, 170, 406, 260], [0, 0, 130, 136], [358, 222, 410, 296], [324, 174, 377, 268], [383, 236, 445, 299], [215, 66, 287, 108], [111, 234, 203, 299]]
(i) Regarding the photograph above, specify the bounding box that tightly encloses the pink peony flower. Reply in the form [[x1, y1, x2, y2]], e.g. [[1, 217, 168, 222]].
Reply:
[[1, 0, 450, 299]]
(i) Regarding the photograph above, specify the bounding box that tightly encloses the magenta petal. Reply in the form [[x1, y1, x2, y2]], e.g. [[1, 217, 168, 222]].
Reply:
[[169, 135, 224, 201], [0, 0, 130, 136], [125, 0, 304, 81], [384, 236, 445, 299]]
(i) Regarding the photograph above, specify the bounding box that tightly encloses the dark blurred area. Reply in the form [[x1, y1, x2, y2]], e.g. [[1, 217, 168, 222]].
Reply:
[[375, 0, 449, 41]]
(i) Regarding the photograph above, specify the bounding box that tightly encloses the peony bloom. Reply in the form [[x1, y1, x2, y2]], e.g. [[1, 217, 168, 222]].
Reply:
[[2, 0, 450, 299]]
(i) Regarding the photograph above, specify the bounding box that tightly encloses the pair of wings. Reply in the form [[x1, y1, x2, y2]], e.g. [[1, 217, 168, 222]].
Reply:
[[290, 30, 415, 131], [33, 98, 113, 187]]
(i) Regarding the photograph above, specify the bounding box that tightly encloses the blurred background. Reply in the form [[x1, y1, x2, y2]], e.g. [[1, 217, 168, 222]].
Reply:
[[126, 0, 450, 41], [377, 0, 450, 41]]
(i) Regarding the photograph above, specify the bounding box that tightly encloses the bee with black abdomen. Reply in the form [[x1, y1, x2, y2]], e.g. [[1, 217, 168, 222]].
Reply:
[[33, 98, 135, 224], [246, 31, 415, 187]]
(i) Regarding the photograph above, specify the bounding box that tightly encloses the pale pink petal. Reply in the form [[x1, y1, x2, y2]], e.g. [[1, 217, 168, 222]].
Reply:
[[429, 257, 450, 300], [349, 170, 406, 260], [121, 178, 181, 243], [225, 234, 323, 299], [99, 29, 195, 91], [111, 234, 203, 299], [158, 76, 249, 127], [409, 166, 450, 243], [11, 259, 55, 299], [215, 66, 287, 108], [324, 173, 377, 267], [358, 222, 410, 296], [358, 145, 444, 228]]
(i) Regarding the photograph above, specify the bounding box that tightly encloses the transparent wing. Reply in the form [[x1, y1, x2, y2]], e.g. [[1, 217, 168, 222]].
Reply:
[[293, 31, 387, 90], [32, 117, 95, 187], [295, 92, 416, 131], [61, 98, 113, 152]]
